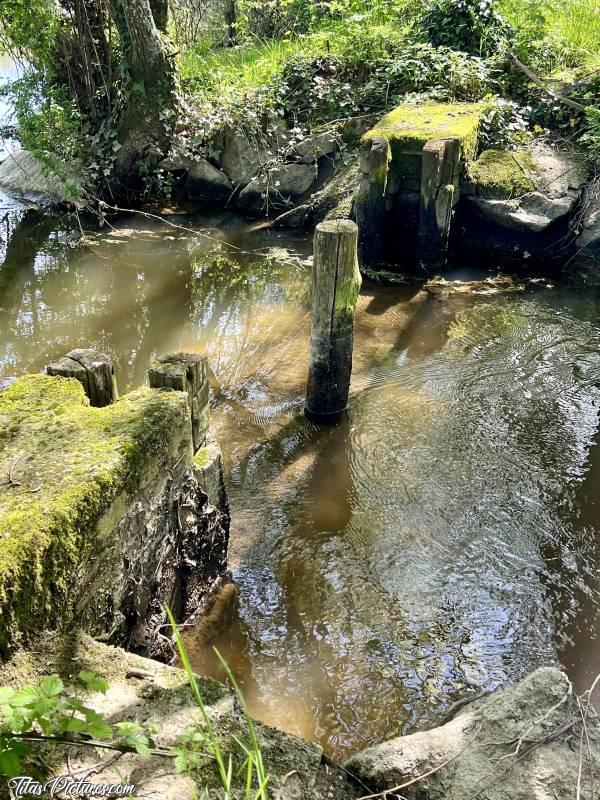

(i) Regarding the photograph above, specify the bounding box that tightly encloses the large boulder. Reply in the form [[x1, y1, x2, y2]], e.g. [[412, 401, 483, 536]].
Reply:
[[0, 149, 84, 208], [273, 162, 360, 228], [219, 128, 269, 186], [345, 667, 600, 800], [185, 159, 233, 205], [237, 163, 317, 214], [465, 145, 589, 233], [292, 131, 338, 164]]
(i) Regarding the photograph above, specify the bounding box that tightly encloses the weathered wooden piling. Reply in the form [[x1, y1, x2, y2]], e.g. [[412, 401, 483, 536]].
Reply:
[[47, 348, 118, 407], [148, 353, 209, 452], [418, 137, 461, 270], [355, 136, 389, 266], [305, 220, 361, 422]]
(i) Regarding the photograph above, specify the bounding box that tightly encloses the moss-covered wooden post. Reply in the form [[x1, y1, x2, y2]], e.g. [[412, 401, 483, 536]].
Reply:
[[47, 348, 118, 407], [356, 136, 389, 267], [305, 220, 362, 422], [418, 137, 461, 270], [148, 353, 209, 452]]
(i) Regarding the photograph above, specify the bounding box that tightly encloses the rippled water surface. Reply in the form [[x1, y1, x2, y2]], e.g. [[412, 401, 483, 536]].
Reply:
[[1, 204, 600, 760]]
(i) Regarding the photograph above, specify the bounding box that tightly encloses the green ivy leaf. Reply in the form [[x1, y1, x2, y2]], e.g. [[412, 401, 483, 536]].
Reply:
[[86, 719, 113, 741]]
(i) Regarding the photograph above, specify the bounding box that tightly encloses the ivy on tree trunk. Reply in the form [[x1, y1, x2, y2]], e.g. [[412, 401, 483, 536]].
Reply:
[[110, 0, 178, 196]]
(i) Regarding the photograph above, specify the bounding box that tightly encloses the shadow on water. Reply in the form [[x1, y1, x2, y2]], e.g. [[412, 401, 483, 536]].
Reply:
[[1, 207, 600, 758]]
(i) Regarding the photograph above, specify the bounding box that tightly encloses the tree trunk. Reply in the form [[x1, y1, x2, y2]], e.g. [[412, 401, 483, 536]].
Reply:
[[111, 0, 177, 196], [149, 0, 168, 32]]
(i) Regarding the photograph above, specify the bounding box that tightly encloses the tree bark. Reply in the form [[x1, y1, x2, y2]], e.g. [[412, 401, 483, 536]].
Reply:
[[111, 0, 178, 196], [149, 0, 168, 32]]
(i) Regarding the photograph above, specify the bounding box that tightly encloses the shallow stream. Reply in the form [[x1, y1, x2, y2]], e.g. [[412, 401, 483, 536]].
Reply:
[[1, 202, 599, 759]]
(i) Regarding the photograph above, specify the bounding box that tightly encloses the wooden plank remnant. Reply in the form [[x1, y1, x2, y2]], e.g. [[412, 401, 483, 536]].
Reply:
[[305, 219, 362, 422], [356, 136, 389, 267], [418, 137, 461, 270], [47, 348, 118, 407], [148, 352, 209, 452]]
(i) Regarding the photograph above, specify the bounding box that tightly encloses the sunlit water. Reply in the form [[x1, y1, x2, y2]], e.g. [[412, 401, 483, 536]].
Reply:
[[1, 201, 600, 760]]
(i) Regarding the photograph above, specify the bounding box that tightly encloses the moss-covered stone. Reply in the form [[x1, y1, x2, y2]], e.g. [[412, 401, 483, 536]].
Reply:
[[363, 102, 483, 164], [466, 149, 537, 199], [0, 374, 190, 657]]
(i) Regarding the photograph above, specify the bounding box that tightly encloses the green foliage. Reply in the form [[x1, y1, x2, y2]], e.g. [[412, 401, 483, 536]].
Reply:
[[418, 0, 513, 57], [1, 73, 83, 187], [0, 0, 58, 67], [498, 0, 600, 67], [0, 670, 148, 777], [581, 107, 600, 163], [479, 97, 534, 148], [280, 42, 491, 121]]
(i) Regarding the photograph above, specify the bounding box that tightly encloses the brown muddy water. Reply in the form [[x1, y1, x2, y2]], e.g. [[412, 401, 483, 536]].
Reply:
[[1, 206, 600, 760]]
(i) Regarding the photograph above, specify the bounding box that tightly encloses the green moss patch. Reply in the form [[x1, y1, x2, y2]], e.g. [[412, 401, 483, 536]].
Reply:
[[363, 101, 483, 163], [467, 149, 537, 199], [0, 375, 190, 658]]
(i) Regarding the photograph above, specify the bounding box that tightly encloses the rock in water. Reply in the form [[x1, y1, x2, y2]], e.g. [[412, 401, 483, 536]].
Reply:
[[575, 180, 600, 268], [185, 159, 233, 205], [465, 145, 589, 233], [237, 163, 317, 213], [0, 149, 83, 207], [345, 667, 600, 800]]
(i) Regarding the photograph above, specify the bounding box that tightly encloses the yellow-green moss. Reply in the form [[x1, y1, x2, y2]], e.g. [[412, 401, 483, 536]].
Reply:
[[0, 375, 190, 658], [193, 446, 213, 469], [467, 149, 537, 199], [363, 101, 483, 163]]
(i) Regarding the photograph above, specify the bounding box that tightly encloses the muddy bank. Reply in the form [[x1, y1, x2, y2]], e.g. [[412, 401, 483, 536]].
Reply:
[[3, 634, 599, 800], [0, 630, 361, 800]]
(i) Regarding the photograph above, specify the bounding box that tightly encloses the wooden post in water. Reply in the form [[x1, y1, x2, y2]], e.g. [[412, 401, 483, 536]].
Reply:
[[356, 136, 389, 267], [47, 348, 118, 407], [305, 220, 361, 422], [148, 353, 209, 452], [418, 137, 461, 270]]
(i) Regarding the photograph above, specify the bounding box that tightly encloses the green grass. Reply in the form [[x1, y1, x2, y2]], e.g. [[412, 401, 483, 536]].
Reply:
[[180, 36, 304, 88], [167, 608, 269, 800], [180, 0, 599, 98], [498, 0, 600, 68], [179, 14, 417, 100]]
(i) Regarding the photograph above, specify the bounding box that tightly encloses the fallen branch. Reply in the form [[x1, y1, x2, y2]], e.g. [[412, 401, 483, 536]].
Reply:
[[506, 52, 587, 112], [10, 732, 176, 759]]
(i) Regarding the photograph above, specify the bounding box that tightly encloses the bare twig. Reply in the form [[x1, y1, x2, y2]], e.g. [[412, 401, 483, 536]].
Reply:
[[356, 724, 483, 800], [10, 732, 176, 759], [506, 52, 587, 112], [1, 453, 24, 488]]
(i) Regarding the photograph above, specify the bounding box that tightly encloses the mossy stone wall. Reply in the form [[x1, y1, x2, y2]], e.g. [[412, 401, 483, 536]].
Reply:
[[0, 375, 196, 658]]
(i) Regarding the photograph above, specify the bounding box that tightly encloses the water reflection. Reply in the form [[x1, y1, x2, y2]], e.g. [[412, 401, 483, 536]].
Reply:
[[1, 208, 599, 759], [186, 282, 600, 759]]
